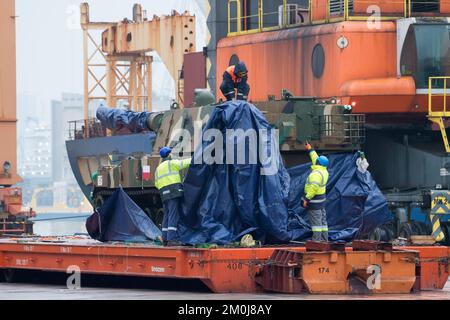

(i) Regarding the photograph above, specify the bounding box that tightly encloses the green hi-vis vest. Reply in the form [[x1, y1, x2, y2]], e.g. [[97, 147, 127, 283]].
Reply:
[[304, 150, 329, 202], [155, 158, 192, 190]]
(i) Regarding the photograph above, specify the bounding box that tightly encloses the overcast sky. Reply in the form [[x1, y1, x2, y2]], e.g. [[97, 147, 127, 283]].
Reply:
[[16, 0, 206, 111]]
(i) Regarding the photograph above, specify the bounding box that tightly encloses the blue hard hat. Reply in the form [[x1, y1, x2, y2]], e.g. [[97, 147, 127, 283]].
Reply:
[[160, 147, 172, 158], [234, 61, 248, 77], [317, 156, 329, 167]]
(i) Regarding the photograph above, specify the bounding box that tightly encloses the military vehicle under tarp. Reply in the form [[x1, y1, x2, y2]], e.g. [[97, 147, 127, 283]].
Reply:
[[81, 94, 364, 229]]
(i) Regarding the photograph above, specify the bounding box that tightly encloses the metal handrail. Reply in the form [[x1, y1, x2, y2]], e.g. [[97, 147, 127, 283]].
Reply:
[[428, 76, 450, 153], [227, 0, 450, 36], [429, 76, 450, 117], [228, 0, 242, 36], [319, 114, 366, 144], [310, 0, 410, 24], [227, 0, 434, 36], [68, 119, 106, 140], [228, 0, 299, 36]]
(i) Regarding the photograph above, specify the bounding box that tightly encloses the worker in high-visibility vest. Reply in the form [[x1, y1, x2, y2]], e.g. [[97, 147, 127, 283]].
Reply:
[[301, 142, 330, 242], [155, 147, 191, 245], [220, 61, 250, 101]]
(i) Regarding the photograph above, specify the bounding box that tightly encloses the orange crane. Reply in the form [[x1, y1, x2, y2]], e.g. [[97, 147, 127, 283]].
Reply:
[[0, 0, 35, 234]]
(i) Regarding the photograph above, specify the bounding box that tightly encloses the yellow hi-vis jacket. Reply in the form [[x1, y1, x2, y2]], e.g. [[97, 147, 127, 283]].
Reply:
[[155, 158, 192, 190], [304, 150, 329, 208]]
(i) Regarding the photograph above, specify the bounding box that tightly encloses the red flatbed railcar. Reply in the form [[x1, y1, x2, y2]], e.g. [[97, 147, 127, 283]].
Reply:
[[0, 237, 448, 294]]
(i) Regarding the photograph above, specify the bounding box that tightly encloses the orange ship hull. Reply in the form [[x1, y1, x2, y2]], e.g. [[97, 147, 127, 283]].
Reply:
[[217, 21, 430, 117]]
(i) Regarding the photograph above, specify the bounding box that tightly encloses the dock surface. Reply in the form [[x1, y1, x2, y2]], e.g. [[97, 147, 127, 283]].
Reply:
[[0, 280, 449, 300]]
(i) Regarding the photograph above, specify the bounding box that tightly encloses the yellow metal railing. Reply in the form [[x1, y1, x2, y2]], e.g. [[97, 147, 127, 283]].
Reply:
[[228, 0, 304, 36], [310, 0, 410, 25], [228, 0, 242, 36], [428, 76, 450, 153], [226, 0, 443, 35]]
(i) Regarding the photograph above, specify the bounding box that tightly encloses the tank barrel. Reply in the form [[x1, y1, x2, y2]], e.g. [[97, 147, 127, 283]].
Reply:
[[96, 105, 163, 133]]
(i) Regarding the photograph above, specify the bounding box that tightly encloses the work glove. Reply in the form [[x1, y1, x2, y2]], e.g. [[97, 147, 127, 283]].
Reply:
[[301, 198, 309, 209], [356, 155, 370, 174], [305, 142, 313, 152]]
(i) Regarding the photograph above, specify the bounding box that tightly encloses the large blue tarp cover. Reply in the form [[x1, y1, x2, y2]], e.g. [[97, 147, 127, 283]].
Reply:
[[91, 101, 391, 244], [177, 101, 391, 245], [86, 188, 161, 242], [96, 104, 151, 133]]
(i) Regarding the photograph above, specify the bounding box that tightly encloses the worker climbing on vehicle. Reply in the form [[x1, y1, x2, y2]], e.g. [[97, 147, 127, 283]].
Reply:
[[301, 142, 330, 242], [155, 147, 191, 246], [220, 61, 250, 101]]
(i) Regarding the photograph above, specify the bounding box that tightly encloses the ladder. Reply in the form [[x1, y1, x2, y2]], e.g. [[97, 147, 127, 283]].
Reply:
[[428, 76, 450, 153]]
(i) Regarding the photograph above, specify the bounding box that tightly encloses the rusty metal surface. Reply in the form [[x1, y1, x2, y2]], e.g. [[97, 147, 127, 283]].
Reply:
[[81, 4, 196, 133], [404, 246, 450, 291], [0, 237, 448, 294], [258, 247, 419, 294], [352, 240, 393, 252], [217, 22, 398, 103], [0, 237, 278, 293], [183, 52, 207, 107], [215, 20, 432, 119], [0, 0, 21, 186], [100, 9, 195, 107], [305, 241, 346, 252]]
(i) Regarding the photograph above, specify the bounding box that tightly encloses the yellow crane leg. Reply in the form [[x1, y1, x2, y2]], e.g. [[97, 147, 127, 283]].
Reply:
[[429, 117, 450, 153]]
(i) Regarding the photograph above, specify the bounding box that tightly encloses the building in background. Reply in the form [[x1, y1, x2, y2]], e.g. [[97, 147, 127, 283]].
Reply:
[[45, 93, 91, 214], [16, 93, 91, 213], [17, 93, 52, 185], [52, 93, 84, 184], [19, 123, 52, 181], [16, 98, 52, 206]]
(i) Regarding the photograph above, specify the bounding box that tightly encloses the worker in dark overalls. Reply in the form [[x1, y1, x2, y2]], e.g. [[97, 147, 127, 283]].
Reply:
[[155, 147, 191, 245], [301, 142, 330, 242], [220, 61, 250, 101]]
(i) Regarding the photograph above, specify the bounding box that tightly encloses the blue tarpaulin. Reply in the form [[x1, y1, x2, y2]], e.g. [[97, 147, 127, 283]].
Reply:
[[177, 101, 391, 245], [90, 101, 391, 244], [286, 153, 391, 242], [96, 104, 151, 133], [178, 101, 292, 244], [86, 188, 161, 242]]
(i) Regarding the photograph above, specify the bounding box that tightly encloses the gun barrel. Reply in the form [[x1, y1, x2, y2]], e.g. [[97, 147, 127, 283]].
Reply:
[[96, 106, 163, 133]]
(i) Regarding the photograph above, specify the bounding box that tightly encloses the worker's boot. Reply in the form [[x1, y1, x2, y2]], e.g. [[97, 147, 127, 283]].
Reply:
[[166, 241, 183, 247]]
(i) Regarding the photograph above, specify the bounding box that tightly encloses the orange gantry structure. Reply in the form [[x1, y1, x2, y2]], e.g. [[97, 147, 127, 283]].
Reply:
[[0, 0, 20, 186], [0, 238, 449, 294]]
